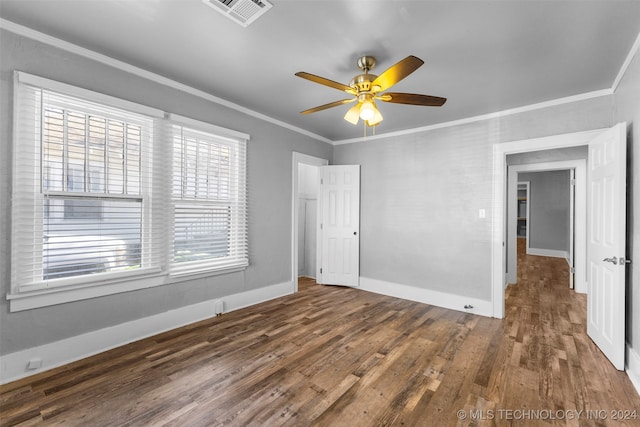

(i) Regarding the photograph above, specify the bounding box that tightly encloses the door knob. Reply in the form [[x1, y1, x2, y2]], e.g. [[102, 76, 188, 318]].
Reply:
[[603, 256, 618, 265]]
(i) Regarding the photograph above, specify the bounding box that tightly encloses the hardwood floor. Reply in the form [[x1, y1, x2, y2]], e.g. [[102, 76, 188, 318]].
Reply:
[[1, 245, 638, 426]]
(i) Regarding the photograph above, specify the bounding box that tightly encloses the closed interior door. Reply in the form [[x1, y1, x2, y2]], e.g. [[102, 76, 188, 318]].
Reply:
[[318, 165, 360, 287]]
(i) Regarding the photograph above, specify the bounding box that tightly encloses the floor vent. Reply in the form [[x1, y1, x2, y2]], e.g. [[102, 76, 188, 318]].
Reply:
[[202, 0, 273, 27]]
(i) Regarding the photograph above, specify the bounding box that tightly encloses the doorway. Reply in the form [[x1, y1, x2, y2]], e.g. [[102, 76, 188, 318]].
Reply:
[[298, 163, 319, 279], [507, 161, 586, 292], [291, 153, 328, 292], [491, 128, 605, 318]]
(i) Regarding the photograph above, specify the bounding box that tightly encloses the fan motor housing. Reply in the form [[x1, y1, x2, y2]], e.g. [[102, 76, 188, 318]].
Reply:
[[349, 74, 379, 93]]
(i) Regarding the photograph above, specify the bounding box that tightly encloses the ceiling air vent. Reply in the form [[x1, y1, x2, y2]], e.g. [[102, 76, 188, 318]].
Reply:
[[202, 0, 273, 27]]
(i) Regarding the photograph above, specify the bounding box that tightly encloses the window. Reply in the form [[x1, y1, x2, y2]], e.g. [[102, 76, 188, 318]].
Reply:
[[170, 119, 248, 276], [11, 73, 248, 307], [40, 102, 148, 281]]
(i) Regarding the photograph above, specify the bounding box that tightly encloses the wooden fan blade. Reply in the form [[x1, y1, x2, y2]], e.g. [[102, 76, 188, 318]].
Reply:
[[344, 102, 361, 125], [371, 55, 424, 92], [295, 72, 356, 94], [300, 98, 355, 115], [379, 92, 447, 106]]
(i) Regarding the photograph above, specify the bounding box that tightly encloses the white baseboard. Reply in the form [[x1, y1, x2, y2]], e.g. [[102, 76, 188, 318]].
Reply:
[[626, 343, 640, 396], [0, 281, 293, 385], [359, 277, 493, 317], [526, 247, 568, 259]]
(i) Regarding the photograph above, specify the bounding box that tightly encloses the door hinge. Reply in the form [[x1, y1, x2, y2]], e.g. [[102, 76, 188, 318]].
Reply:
[[570, 179, 576, 186], [320, 178, 323, 185], [570, 267, 575, 274], [320, 223, 323, 230], [320, 268, 322, 274]]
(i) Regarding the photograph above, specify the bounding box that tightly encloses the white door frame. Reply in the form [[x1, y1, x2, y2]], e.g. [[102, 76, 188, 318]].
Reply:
[[491, 128, 606, 318], [507, 161, 586, 292], [292, 152, 328, 292]]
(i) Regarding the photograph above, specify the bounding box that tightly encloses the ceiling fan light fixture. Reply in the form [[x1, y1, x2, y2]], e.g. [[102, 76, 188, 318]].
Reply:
[[368, 105, 383, 126], [359, 96, 376, 121], [344, 102, 361, 125], [296, 55, 446, 131]]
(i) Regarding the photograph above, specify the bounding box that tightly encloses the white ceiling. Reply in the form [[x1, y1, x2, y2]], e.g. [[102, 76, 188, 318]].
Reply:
[[2, 0, 640, 142]]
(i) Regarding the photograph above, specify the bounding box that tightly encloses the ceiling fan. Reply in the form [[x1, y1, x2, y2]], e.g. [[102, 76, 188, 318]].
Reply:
[[295, 55, 446, 127]]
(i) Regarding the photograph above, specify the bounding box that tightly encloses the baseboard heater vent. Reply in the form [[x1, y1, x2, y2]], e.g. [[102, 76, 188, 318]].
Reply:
[[202, 0, 273, 27]]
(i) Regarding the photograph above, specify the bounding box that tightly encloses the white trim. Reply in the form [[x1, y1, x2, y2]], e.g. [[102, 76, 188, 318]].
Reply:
[[291, 153, 328, 292], [8, 271, 164, 312], [16, 71, 164, 118], [526, 248, 568, 259], [336, 29, 640, 146], [333, 90, 612, 145], [626, 344, 640, 396], [166, 113, 250, 141], [0, 18, 331, 145], [491, 129, 605, 318], [3, 19, 637, 147], [0, 280, 293, 385], [612, 31, 640, 92], [359, 277, 492, 318]]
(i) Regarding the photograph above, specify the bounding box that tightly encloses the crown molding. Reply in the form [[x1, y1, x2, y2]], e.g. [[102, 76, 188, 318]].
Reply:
[[335, 30, 639, 145], [2, 19, 636, 147], [612, 30, 640, 92], [333, 89, 613, 145], [0, 18, 332, 145]]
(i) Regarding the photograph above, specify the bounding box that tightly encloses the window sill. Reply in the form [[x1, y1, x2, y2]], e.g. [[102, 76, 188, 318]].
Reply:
[[7, 264, 249, 312], [7, 270, 167, 312]]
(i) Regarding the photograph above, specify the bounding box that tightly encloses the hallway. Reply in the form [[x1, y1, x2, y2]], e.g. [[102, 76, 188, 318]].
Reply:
[[505, 238, 638, 423]]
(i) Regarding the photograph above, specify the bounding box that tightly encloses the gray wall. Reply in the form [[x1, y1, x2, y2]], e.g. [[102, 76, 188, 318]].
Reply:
[[518, 170, 570, 252], [0, 30, 333, 355], [334, 96, 615, 302], [613, 39, 640, 350], [334, 121, 496, 299]]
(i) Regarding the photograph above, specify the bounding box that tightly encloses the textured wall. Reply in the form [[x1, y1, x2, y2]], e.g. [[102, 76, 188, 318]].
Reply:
[[613, 41, 640, 350], [334, 96, 614, 302], [334, 120, 497, 299], [519, 170, 570, 252]]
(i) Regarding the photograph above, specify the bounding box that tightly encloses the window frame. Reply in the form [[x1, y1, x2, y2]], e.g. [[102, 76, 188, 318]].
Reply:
[[169, 116, 248, 277], [8, 72, 249, 312]]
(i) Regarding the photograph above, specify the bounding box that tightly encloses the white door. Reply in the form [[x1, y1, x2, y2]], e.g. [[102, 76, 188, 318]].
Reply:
[[587, 122, 627, 370], [317, 165, 360, 287]]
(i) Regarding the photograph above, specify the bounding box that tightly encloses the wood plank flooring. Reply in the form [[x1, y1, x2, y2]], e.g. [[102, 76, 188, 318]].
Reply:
[[1, 242, 638, 426]]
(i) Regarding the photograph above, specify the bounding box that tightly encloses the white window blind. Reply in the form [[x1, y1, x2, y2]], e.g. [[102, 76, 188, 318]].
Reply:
[[170, 123, 248, 275], [12, 73, 163, 291]]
